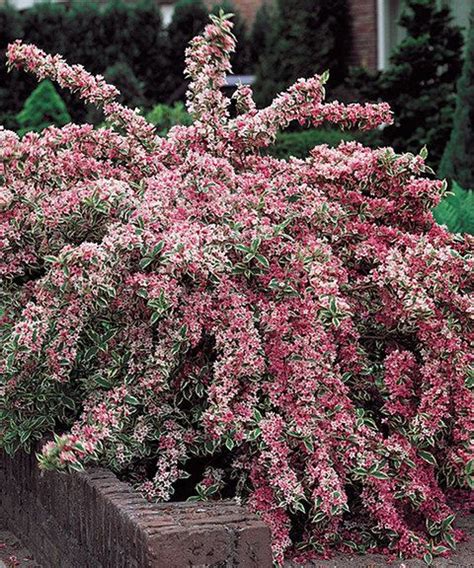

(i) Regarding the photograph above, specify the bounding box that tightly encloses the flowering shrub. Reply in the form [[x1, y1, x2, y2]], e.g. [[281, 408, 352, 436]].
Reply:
[[1, 13, 473, 566]]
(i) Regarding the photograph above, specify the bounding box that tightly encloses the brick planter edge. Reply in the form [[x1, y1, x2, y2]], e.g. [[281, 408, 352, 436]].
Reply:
[[0, 450, 273, 568]]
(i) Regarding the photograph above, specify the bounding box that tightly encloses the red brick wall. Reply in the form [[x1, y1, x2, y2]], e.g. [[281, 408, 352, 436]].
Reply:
[[348, 0, 378, 69]]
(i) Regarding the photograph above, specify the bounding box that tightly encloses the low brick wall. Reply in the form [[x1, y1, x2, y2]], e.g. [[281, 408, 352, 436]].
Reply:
[[0, 450, 272, 568]]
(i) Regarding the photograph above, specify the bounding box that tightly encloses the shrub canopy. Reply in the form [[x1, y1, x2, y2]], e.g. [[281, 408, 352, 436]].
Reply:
[[1, 13, 473, 566]]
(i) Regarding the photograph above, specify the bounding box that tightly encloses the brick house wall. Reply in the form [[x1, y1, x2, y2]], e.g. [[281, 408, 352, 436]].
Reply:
[[348, 0, 378, 69]]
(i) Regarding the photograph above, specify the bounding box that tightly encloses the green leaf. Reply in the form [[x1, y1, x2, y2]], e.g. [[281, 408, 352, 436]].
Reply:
[[253, 409, 263, 422], [187, 495, 202, 502], [95, 376, 112, 389], [150, 311, 161, 325], [418, 450, 437, 466], [251, 237, 261, 251], [254, 254, 269, 269], [44, 255, 58, 264], [139, 257, 154, 269], [419, 145, 428, 160], [423, 551, 433, 565], [68, 461, 85, 473], [125, 394, 140, 406], [444, 531, 456, 550], [320, 69, 330, 84], [62, 396, 76, 410], [152, 241, 165, 256], [312, 511, 326, 523], [234, 244, 252, 254], [292, 500, 306, 514], [371, 470, 390, 480], [432, 545, 448, 555], [205, 483, 219, 496], [441, 513, 455, 532], [137, 288, 148, 299], [248, 428, 261, 441], [19, 430, 31, 444]]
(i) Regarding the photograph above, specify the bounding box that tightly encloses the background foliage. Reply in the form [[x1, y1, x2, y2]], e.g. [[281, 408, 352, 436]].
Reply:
[[433, 181, 474, 235], [16, 79, 71, 136], [439, 13, 474, 190], [356, 0, 463, 171], [253, 0, 350, 107]]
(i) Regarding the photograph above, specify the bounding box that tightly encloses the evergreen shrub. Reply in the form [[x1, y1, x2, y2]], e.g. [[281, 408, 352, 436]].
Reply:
[[146, 102, 192, 135], [254, 0, 350, 106], [375, 0, 463, 169], [267, 129, 355, 160], [440, 13, 474, 188], [16, 79, 71, 136]]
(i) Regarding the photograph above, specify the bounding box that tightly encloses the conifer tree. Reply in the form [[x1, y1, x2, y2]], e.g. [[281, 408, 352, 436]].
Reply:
[[250, 1, 271, 67], [104, 61, 146, 109], [16, 80, 71, 136], [254, 0, 350, 107], [22, 1, 68, 55], [377, 0, 463, 169], [164, 0, 209, 101], [433, 181, 474, 235], [439, 13, 474, 188]]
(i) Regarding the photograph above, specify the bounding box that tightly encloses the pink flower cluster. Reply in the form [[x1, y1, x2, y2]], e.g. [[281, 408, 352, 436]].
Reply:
[[1, 14, 473, 566]]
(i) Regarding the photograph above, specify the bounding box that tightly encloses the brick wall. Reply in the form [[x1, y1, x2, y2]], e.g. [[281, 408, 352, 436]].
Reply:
[[0, 449, 272, 568], [348, 0, 378, 69]]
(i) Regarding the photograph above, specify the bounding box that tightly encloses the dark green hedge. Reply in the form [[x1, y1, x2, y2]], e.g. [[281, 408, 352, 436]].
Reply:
[[267, 129, 356, 160], [0, 0, 253, 126]]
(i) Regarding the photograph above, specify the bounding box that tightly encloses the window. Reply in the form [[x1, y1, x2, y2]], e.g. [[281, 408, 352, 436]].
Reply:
[[160, 3, 175, 27], [377, 0, 404, 70], [378, 0, 473, 70]]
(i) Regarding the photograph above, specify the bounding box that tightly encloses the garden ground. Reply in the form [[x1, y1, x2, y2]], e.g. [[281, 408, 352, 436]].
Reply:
[[0, 514, 473, 567], [0, 528, 41, 568]]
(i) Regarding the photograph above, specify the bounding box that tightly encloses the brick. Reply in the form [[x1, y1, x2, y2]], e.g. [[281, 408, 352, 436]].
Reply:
[[234, 522, 273, 567], [147, 525, 232, 568]]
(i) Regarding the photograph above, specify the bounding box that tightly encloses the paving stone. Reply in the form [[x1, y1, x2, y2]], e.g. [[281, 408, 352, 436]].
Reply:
[[0, 528, 42, 568]]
